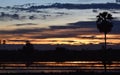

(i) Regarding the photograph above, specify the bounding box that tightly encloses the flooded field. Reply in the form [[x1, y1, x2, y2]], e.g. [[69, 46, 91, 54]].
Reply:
[[0, 61, 120, 73]]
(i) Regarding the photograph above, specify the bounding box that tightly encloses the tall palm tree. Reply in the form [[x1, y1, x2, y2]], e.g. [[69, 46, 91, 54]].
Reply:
[[96, 12, 113, 72], [96, 12, 113, 49]]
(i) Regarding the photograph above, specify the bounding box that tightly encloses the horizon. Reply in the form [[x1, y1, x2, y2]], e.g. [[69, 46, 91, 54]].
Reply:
[[0, 43, 119, 50]]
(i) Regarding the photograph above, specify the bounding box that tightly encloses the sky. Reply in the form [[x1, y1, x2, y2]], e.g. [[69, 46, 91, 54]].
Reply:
[[0, 0, 115, 6], [0, 0, 120, 48]]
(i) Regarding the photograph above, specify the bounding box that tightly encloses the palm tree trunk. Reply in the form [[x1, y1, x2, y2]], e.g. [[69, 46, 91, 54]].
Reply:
[[104, 33, 107, 72], [105, 33, 107, 50]]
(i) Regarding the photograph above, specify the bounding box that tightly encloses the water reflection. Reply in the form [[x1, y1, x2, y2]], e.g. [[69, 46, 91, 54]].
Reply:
[[0, 61, 120, 73]]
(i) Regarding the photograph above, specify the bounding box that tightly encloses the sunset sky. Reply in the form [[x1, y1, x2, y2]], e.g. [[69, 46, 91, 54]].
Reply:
[[0, 0, 120, 45]]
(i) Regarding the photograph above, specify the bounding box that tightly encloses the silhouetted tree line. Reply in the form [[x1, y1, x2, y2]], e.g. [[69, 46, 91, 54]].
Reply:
[[3, 71, 120, 75]]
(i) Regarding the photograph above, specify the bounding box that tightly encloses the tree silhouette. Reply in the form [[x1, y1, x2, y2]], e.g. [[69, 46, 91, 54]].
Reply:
[[3, 40, 6, 44], [23, 40, 34, 51], [96, 12, 113, 47], [22, 40, 34, 66], [96, 12, 113, 72]]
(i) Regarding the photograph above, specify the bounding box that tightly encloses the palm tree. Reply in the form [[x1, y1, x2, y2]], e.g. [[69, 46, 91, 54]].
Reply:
[[96, 12, 113, 72], [96, 12, 113, 49]]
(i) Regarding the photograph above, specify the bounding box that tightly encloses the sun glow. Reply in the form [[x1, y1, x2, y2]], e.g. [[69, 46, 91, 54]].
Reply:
[[1, 33, 119, 45]]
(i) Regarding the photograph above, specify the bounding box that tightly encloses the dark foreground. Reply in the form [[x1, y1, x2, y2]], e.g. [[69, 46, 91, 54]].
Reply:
[[0, 48, 120, 74], [0, 48, 120, 61], [1, 72, 120, 75]]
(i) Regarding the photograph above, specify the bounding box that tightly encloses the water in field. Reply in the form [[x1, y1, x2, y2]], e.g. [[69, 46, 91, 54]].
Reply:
[[0, 61, 120, 73]]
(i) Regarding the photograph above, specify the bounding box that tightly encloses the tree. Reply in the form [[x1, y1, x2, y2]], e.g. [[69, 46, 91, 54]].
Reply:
[[23, 40, 34, 52], [96, 12, 113, 49], [96, 12, 113, 72], [22, 40, 34, 66]]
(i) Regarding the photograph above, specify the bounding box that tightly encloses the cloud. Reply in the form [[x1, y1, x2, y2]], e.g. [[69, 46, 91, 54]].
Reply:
[[0, 12, 38, 21], [28, 3, 120, 9], [54, 12, 69, 15], [29, 15, 38, 20], [78, 35, 120, 40], [68, 21, 96, 28], [2, 3, 119, 22], [0, 12, 20, 20], [1, 3, 120, 16], [112, 21, 120, 34], [0, 21, 97, 39], [14, 23, 38, 26], [0, 28, 45, 34], [79, 35, 96, 39], [68, 21, 120, 34], [8, 40, 26, 42], [0, 21, 119, 39], [28, 22, 98, 39]]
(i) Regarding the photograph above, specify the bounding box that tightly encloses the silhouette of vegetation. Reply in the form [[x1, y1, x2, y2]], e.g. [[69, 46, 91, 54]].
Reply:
[[96, 12, 113, 49], [54, 47, 68, 62], [0, 47, 120, 74], [23, 40, 34, 51], [2, 71, 120, 75], [22, 40, 35, 66], [0, 48, 120, 61], [96, 12, 113, 72], [3, 40, 6, 44]]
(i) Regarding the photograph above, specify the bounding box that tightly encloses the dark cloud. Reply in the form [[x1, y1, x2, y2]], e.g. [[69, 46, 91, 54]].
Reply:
[[30, 21, 98, 39], [1, 3, 120, 16], [0, 12, 38, 21], [1, 3, 120, 14], [29, 3, 120, 9], [29, 15, 38, 20], [2, 3, 119, 21], [50, 21, 96, 29], [79, 35, 120, 40], [0, 22, 97, 39], [31, 30, 81, 39], [68, 21, 96, 28], [14, 3, 36, 8], [8, 39, 36, 43], [0, 20, 119, 39], [15, 23, 38, 26], [0, 12, 20, 20], [8, 40, 26, 42], [54, 12, 69, 15], [0, 28, 45, 34], [79, 35, 96, 39], [50, 26, 79, 29], [68, 21, 120, 34], [112, 21, 120, 34]]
